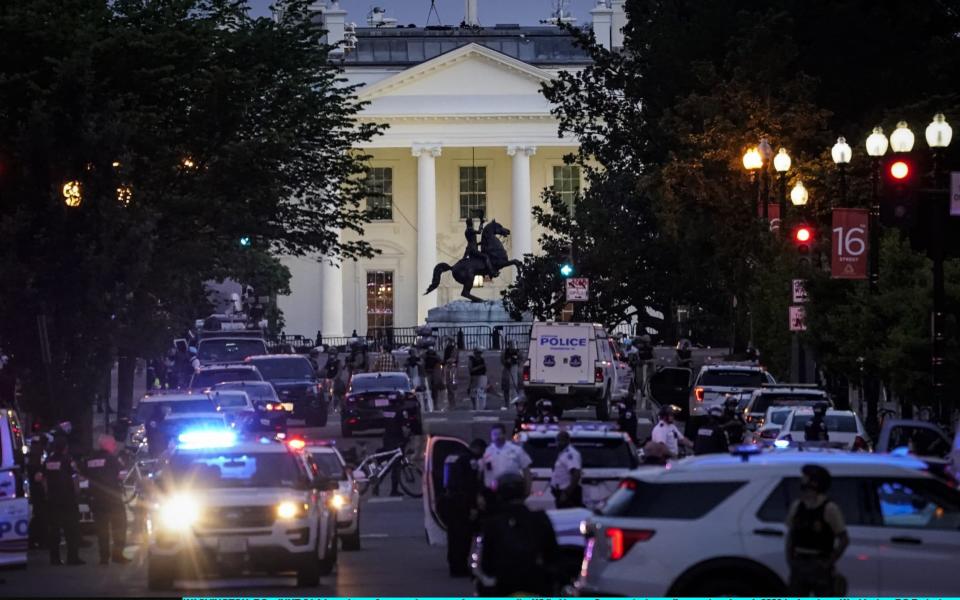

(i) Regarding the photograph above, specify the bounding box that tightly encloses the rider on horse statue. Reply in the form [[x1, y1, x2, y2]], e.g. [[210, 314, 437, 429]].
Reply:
[[464, 217, 499, 278]]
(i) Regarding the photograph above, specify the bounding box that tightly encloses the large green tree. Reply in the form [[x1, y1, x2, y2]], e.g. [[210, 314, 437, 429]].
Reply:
[[0, 0, 382, 444]]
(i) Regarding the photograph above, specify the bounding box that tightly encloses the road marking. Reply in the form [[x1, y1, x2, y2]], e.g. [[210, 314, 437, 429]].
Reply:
[[360, 533, 390, 538], [367, 497, 404, 503]]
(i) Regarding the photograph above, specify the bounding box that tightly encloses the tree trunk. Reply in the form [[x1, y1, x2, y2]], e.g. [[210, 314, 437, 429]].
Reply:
[[864, 374, 881, 440], [117, 352, 135, 420]]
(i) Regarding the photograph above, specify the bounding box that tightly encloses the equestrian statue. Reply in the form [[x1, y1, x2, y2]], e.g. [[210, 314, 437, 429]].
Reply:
[[424, 216, 523, 303]]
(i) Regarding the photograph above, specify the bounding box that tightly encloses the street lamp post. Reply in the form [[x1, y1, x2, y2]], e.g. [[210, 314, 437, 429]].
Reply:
[[924, 114, 953, 424], [831, 136, 852, 206], [865, 127, 889, 294], [743, 147, 763, 219], [758, 139, 774, 222], [774, 148, 791, 236]]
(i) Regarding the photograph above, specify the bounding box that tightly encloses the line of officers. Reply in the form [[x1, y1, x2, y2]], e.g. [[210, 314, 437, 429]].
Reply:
[[27, 432, 129, 567], [438, 423, 586, 596]]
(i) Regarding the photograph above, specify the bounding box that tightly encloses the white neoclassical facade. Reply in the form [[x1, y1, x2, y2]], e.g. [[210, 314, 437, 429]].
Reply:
[[278, 3, 626, 338]]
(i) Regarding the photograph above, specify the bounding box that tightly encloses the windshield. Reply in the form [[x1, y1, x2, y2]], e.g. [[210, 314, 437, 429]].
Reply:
[[136, 398, 216, 422], [768, 410, 791, 425], [523, 437, 638, 470], [251, 357, 315, 380], [699, 370, 767, 388], [350, 375, 410, 393], [192, 369, 261, 390], [214, 393, 249, 408], [167, 451, 306, 489], [213, 382, 278, 403], [310, 451, 347, 481], [198, 339, 267, 363], [753, 393, 826, 413], [790, 414, 858, 433]]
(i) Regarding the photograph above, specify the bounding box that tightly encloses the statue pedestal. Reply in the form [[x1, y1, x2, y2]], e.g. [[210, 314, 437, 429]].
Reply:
[[425, 300, 528, 327]]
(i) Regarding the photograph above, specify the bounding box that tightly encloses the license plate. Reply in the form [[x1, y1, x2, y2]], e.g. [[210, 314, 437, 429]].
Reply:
[[218, 537, 247, 554], [555, 385, 569, 394], [374, 398, 390, 407], [382, 411, 396, 418]]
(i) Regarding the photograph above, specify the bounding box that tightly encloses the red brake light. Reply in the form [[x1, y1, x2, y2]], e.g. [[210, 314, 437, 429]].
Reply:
[[694, 387, 704, 402], [522, 364, 530, 382], [594, 365, 604, 383], [618, 479, 637, 490], [605, 527, 655, 561], [853, 436, 868, 451]]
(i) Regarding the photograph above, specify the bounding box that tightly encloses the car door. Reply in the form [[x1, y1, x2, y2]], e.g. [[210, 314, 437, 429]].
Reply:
[[739, 475, 881, 595], [868, 476, 960, 596], [0, 414, 28, 566], [877, 420, 952, 458], [423, 435, 469, 546], [648, 367, 691, 409]]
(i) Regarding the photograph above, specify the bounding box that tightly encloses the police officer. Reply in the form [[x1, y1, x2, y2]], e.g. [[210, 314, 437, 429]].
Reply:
[[84, 434, 129, 565], [43, 434, 84, 565], [550, 431, 583, 509], [805, 402, 830, 442], [694, 406, 729, 455], [442, 439, 486, 577], [650, 405, 693, 458], [374, 407, 408, 497], [145, 404, 168, 458], [616, 400, 639, 444], [720, 394, 746, 445], [499, 341, 520, 409], [481, 423, 532, 512], [786, 464, 849, 595], [27, 435, 48, 549]]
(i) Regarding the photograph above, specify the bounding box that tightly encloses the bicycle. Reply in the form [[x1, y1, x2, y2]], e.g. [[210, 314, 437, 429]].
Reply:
[[353, 444, 423, 498]]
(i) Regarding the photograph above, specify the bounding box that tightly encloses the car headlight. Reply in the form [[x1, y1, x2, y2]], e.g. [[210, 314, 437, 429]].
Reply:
[[329, 492, 348, 510], [277, 500, 308, 520], [159, 494, 200, 531]]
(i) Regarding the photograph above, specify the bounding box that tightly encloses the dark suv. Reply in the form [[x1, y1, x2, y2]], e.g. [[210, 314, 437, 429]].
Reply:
[[245, 355, 327, 426]]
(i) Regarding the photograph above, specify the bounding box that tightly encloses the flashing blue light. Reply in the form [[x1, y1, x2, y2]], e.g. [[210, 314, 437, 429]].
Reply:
[[773, 439, 791, 449], [177, 429, 237, 449]]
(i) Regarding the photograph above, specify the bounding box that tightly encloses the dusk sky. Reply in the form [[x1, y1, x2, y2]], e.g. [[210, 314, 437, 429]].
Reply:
[[247, 0, 601, 27]]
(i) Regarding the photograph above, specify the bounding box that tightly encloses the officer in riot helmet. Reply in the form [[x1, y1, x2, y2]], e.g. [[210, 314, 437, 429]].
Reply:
[[694, 406, 730, 455]]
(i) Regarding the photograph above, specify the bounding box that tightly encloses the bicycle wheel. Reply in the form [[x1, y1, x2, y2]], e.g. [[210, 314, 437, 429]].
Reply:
[[398, 461, 423, 498]]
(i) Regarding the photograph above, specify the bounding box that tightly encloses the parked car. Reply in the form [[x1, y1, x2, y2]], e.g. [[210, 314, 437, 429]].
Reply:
[[688, 363, 776, 421], [341, 372, 421, 437], [576, 449, 960, 596], [197, 335, 268, 367], [0, 408, 28, 567], [751, 406, 795, 445], [303, 439, 361, 550], [212, 380, 289, 436], [776, 408, 870, 451], [522, 322, 629, 421], [246, 355, 327, 427], [188, 364, 263, 391], [742, 385, 832, 429]]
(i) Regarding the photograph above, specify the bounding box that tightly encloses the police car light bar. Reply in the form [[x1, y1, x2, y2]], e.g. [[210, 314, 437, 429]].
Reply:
[[178, 429, 237, 449]]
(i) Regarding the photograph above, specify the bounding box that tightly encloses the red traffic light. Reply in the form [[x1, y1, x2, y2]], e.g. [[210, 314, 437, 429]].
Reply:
[[794, 226, 813, 243], [889, 160, 910, 180]]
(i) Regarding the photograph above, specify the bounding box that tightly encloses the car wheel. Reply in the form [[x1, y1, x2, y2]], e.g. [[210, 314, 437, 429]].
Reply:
[[296, 545, 321, 587], [595, 388, 611, 421], [147, 557, 176, 591], [341, 515, 361, 551], [318, 525, 338, 575]]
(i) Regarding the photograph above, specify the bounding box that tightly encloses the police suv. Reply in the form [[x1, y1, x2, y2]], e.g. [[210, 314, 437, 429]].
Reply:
[[522, 322, 632, 420], [146, 430, 338, 589], [515, 423, 639, 511]]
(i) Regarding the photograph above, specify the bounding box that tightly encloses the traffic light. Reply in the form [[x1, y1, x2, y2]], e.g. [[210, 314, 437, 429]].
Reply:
[[239, 236, 252, 247], [559, 261, 574, 278], [880, 156, 917, 230], [793, 224, 815, 270]]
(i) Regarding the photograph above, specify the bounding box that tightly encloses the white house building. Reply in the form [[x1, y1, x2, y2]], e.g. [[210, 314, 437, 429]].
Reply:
[[278, 1, 626, 339]]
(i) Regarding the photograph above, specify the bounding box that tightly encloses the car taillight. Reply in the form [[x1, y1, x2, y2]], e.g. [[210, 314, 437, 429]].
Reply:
[[605, 527, 655, 561], [853, 436, 868, 451], [694, 387, 704, 402], [522, 364, 530, 382], [618, 479, 637, 490], [594, 365, 604, 383]]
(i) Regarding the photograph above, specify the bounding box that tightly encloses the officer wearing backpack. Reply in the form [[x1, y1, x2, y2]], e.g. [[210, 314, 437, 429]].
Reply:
[[478, 472, 559, 596], [786, 464, 849, 595], [804, 403, 830, 442], [694, 406, 729, 455]]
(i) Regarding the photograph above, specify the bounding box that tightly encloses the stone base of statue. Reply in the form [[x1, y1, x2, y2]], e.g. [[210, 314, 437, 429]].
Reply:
[[425, 299, 530, 328]]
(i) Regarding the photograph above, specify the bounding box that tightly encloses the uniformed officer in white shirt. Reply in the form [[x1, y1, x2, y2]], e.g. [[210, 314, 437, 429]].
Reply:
[[651, 405, 693, 458], [550, 430, 583, 508], [481, 423, 532, 493]]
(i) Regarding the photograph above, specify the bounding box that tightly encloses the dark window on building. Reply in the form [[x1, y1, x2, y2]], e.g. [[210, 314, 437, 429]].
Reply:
[[459, 166, 486, 219], [365, 167, 393, 220]]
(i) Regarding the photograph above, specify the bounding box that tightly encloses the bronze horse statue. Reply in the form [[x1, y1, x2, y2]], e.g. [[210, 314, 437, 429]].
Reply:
[[424, 219, 523, 302]]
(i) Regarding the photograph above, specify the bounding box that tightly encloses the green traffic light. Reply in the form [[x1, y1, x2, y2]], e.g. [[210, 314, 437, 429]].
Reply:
[[239, 236, 252, 247], [560, 262, 574, 278]]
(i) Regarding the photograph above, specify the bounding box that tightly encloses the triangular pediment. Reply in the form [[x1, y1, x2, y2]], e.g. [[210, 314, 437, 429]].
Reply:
[[358, 43, 553, 101]]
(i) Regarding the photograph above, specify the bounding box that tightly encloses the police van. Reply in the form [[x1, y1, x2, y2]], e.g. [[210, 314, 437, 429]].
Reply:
[[0, 408, 28, 566], [522, 322, 631, 420]]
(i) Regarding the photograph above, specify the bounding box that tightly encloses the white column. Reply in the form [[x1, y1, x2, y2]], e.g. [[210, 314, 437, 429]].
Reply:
[[590, 0, 613, 50], [611, 0, 626, 49], [319, 255, 343, 338], [413, 143, 442, 324], [507, 144, 536, 262]]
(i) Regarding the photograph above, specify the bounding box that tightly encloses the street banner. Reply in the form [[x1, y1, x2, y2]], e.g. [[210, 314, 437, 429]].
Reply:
[[951, 172, 960, 216], [565, 278, 589, 302], [831, 208, 869, 279], [789, 305, 807, 332], [758, 203, 781, 231], [792, 279, 808, 304]]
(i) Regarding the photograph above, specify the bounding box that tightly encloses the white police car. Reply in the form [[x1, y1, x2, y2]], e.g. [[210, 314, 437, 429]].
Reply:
[[0, 408, 28, 566], [515, 422, 639, 510], [146, 430, 338, 590], [301, 439, 361, 550], [576, 448, 960, 597]]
